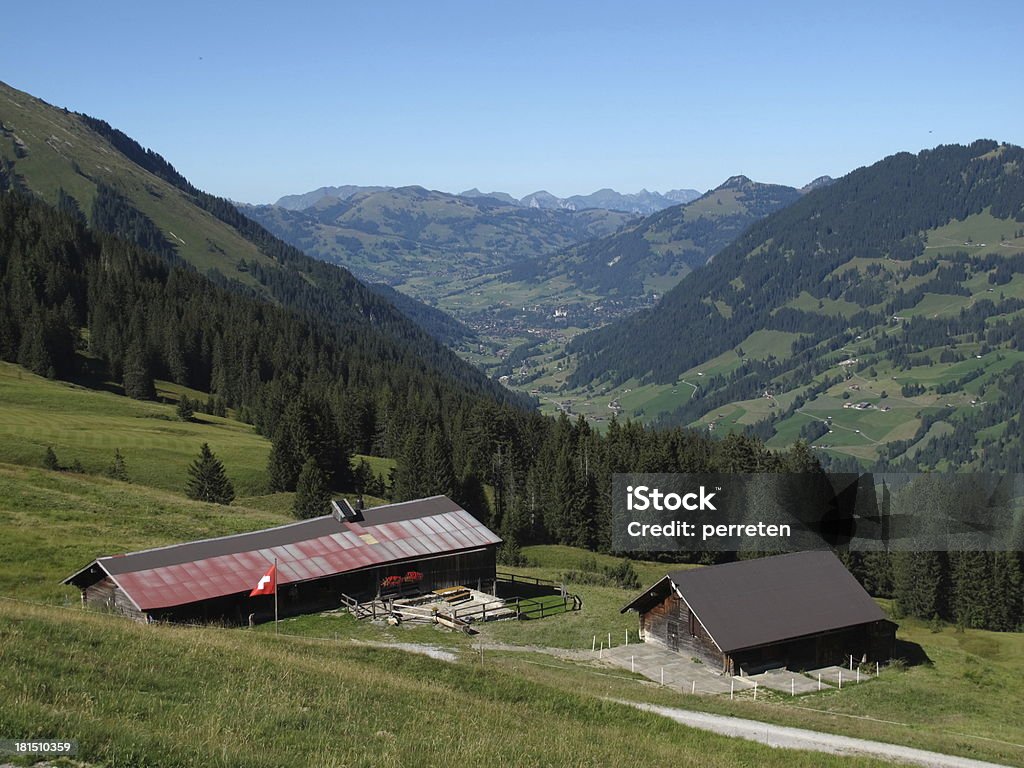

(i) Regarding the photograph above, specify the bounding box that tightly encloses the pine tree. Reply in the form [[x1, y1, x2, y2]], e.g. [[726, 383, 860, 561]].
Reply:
[[185, 443, 234, 504], [176, 394, 194, 422], [423, 428, 456, 498], [122, 341, 156, 400], [392, 428, 426, 502], [293, 458, 330, 520], [42, 446, 60, 471], [267, 419, 303, 492], [107, 448, 128, 481], [893, 551, 946, 619]]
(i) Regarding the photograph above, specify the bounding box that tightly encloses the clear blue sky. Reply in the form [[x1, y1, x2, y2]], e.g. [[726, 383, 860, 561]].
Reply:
[[4, 1, 1022, 203]]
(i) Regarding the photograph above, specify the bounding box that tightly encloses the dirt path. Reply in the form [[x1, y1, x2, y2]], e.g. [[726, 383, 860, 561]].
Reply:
[[617, 700, 1009, 768]]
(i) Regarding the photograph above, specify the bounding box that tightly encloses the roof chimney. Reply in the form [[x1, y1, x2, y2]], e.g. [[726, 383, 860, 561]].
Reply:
[[331, 498, 362, 522]]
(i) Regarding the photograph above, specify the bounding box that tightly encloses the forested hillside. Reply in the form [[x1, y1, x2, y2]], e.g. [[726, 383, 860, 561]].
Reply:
[[0, 81, 514, 409], [508, 176, 802, 298], [560, 141, 1024, 470]]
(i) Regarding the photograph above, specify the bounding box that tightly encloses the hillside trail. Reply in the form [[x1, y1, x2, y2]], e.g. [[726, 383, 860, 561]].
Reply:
[[615, 700, 1011, 768]]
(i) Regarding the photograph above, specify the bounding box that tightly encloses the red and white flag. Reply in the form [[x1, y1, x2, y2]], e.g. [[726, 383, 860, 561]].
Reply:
[[249, 563, 277, 596]]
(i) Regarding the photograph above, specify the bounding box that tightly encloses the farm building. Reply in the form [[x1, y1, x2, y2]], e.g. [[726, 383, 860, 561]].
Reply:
[[63, 495, 500, 624], [621, 551, 896, 675]]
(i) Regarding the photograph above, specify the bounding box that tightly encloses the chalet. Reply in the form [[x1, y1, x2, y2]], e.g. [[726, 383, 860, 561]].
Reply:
[[621, 551, 896, 675], [63, 495, 500, 624]]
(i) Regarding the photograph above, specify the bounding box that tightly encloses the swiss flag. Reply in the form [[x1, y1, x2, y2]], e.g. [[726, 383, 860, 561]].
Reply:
[[249, 563, 277, 596]]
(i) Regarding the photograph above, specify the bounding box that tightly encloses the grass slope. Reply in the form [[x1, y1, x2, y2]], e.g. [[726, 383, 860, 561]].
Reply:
[[0, 82, 272, 288], [0, 601, 882, 768], [0, 361, 1022, 765]]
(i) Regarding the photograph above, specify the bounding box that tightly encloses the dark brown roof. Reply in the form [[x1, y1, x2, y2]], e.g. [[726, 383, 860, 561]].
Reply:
[[627, 551, 889, 653]]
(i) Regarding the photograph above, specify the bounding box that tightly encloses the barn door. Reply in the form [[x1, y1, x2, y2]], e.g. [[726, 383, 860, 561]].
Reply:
[[667, 621, 679, 652]]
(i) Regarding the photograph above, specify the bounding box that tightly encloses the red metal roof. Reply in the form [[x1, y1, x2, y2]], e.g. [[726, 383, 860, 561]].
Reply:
[[65, 496, 500, 612]]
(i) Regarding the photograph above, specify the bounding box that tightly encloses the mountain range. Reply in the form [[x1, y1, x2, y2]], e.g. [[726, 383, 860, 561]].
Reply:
[[504, 175, 804, 299], [275, 184, 702, 216], [243, 186, 635, 287]]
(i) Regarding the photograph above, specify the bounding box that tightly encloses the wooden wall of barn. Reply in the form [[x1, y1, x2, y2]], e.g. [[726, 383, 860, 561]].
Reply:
[[149, 546, 498, 626], [728, 619, 898, 676], [640, 592, 724, 670], [83, 577, 146, 621]]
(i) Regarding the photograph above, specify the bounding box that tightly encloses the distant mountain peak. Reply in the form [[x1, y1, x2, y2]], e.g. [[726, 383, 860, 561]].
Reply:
[[717, 175, 754, 190], [800, 175, 835, 193]]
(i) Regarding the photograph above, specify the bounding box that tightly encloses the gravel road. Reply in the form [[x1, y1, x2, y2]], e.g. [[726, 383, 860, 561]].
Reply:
[[618, 700, 1009, 767]]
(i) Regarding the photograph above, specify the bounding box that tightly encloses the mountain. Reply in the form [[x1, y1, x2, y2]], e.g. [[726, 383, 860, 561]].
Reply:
[[0, 79, 527, 416], [564, 141, 1024, 471], [242, 186, 635, 286], [275, 185, 390, 210], [365, 282, 477, 346], [800, 175, 835, 193], [277, 183, 701, 217], [507, 176, 802, 299], [520, 187, 700, 214], [459, 188, 521, 206]]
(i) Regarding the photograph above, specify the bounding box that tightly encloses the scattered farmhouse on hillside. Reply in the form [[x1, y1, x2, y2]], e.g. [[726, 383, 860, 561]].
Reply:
[[64, 495, 500, 624], [621, 551, 896, 675]]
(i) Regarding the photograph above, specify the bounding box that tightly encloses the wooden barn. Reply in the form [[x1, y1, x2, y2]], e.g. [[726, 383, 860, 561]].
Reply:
[[64, 495, 500, 624], [621, 551, 897, 675]]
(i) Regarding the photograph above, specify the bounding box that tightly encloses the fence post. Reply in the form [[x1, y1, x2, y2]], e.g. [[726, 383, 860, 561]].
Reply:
[[592, 635, 596, 652], [730, 679, 734, 700], [608, 632, 611, 649], [691, 680, 695, 695], [876, 661, 879, 677], [599, 641, 603, 659], [818, 673, 821, 691], [839, 670, 843, 690], [753, 682, 757, 701], [631, 655, 635, 673], [660, 667, 664, 686], [856, 667, 860, 684]]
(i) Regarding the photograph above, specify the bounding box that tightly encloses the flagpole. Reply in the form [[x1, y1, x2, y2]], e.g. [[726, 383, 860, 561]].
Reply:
[[274, 557, 279, 633]]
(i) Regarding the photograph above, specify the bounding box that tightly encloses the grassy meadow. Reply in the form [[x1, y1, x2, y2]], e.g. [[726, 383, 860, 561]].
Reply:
[[0, 600, 891, 768], [1, 360, 1023, 765]]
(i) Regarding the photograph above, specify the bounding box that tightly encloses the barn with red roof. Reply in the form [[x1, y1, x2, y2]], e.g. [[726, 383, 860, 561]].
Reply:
[[64, 495, 500, 624]]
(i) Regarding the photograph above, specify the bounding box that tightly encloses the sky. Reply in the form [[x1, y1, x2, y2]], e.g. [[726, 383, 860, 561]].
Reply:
[[3, 1, 1022, 203]]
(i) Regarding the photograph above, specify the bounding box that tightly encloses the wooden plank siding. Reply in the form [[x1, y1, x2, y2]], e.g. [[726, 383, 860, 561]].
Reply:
[[83, 547, 498, 625], [729, 620, 897, 676], [640, 592, 725, 670], [83, 577, 146, 621], [636, 589, 897, 676]]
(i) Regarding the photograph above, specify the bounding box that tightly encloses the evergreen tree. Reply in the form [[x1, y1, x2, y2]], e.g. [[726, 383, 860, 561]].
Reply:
[[423, 428, 456, 498], [185, 443, 234, 504], [122, 341, 156, 400], [107, 448, 128, 481], [893, 551, 946, 619], [18, 312, 57, 379], [391, 428, 426, 502], [42, 446, 59, 471], [268, 419, 303, 492], [266, 394, 352, 492], [293, 458, 330, 520], [176, 394, 194, 421]]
